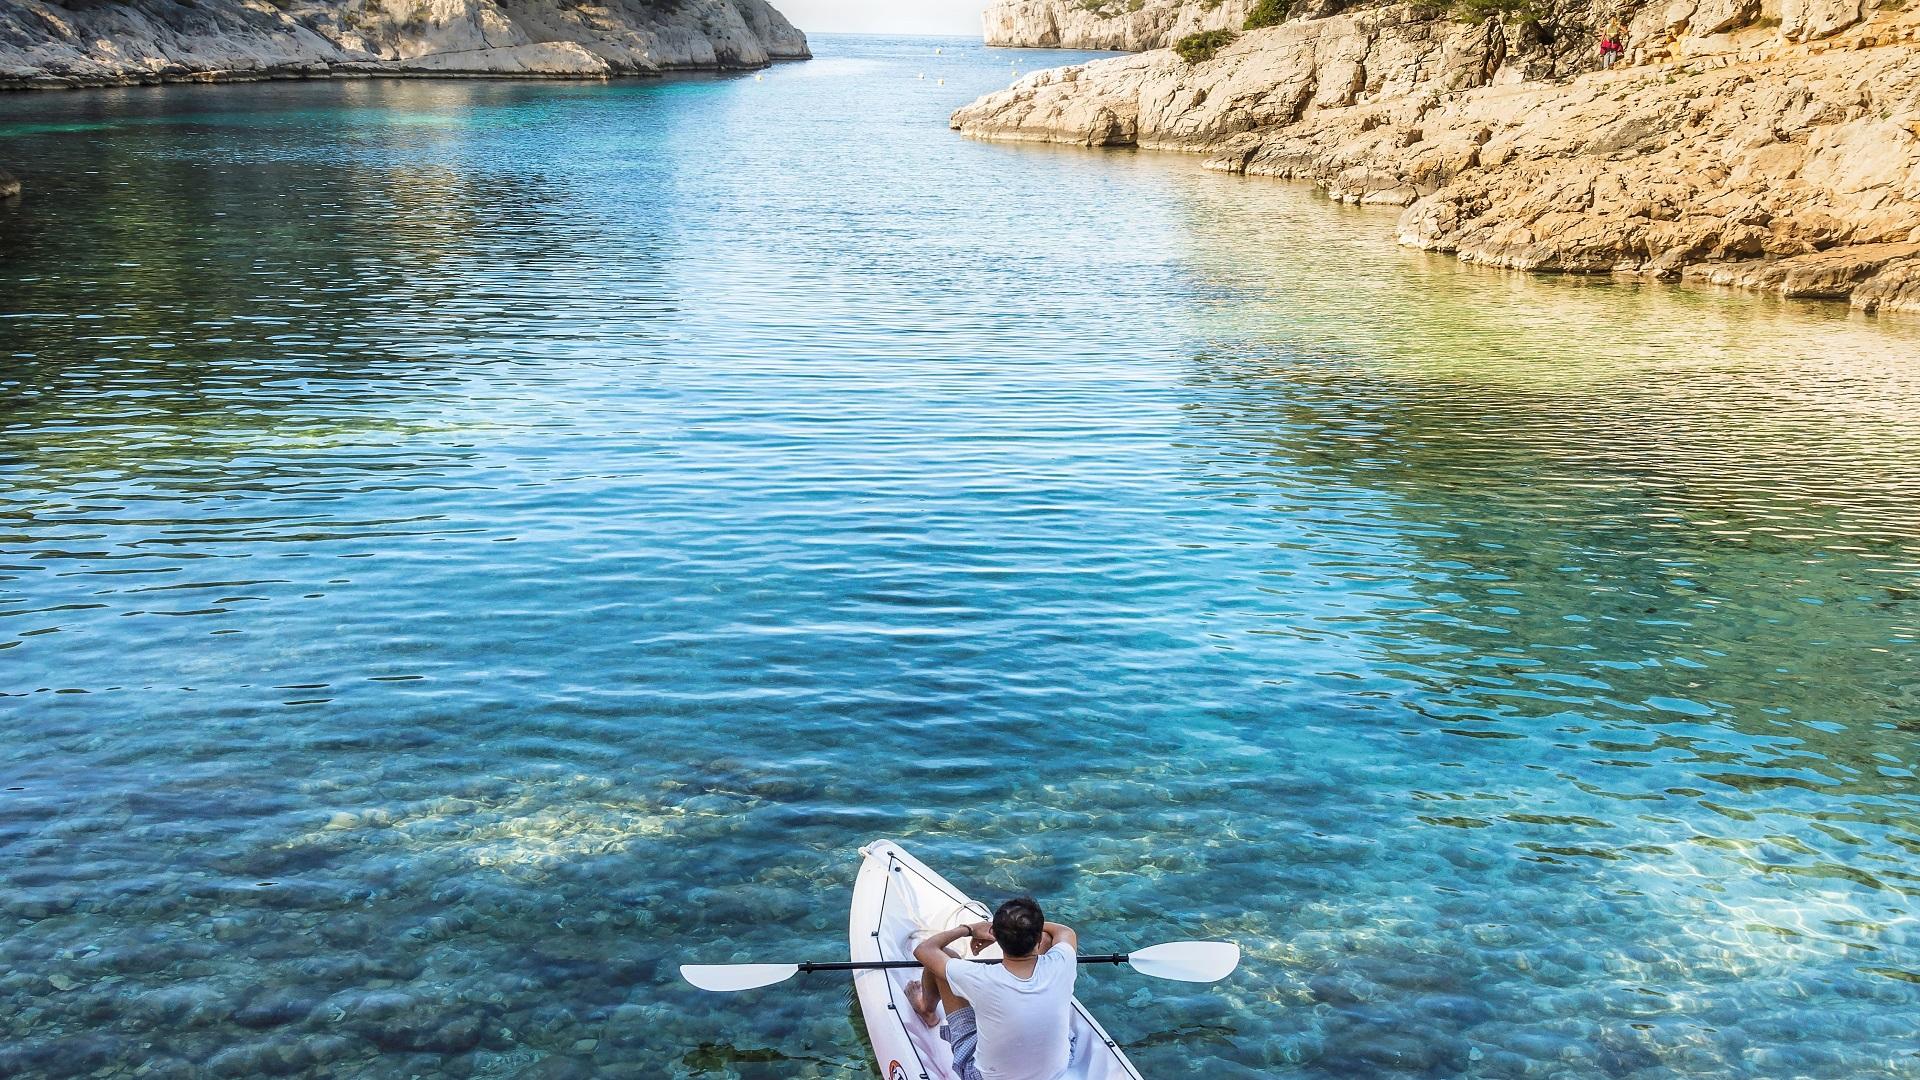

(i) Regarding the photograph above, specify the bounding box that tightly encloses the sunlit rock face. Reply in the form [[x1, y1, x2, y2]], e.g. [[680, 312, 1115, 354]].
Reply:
[[983, 0, 1256, 51], [954, 1, 1920, 313], [0, 0, 809, 89]]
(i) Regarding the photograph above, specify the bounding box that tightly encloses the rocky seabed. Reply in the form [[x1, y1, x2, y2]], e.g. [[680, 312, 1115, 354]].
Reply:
[[955, 0, 1920, 314], [3, 762, 1919, 1077]]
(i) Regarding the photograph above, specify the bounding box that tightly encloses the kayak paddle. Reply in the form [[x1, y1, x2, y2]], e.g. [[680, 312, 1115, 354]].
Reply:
[[681, 940, 1239, 992]]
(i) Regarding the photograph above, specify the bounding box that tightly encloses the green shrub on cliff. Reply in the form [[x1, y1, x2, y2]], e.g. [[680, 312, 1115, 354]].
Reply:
[[1449, 0, 1538, 20], [1175, 29, 1238, 62], [1244, 0, 1287, 28]]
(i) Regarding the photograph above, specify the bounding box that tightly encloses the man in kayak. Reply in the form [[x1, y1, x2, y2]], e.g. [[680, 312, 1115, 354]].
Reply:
[[908, 896, 1078, 1080]]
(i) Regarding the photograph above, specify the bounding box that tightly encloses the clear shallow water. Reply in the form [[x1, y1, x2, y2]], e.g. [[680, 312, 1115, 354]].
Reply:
[[2, 33, 1920, 1080]]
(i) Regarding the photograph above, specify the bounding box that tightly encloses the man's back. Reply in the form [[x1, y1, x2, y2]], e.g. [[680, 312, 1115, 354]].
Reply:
[[945, 942, 1077, 1080]]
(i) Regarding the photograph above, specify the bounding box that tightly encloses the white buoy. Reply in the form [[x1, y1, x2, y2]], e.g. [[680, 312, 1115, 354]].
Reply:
[[937, 78, 944, 85], [917, 72, 924, 79], [935, 46, 943, 54]]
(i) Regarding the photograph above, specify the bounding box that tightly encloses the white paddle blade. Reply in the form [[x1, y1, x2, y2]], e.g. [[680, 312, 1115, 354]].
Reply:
[[680, 964, 800, 992], [1128, 941, 1240, 983]]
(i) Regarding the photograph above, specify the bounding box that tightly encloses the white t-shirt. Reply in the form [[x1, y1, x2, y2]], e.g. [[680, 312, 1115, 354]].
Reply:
[[945, 943, 1077, 1080]]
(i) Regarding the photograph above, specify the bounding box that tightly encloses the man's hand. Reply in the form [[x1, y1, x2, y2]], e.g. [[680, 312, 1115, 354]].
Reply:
[[1037, 921, 1077, 954], [966, 921, 996, 955], [914, 924, 977, 980]]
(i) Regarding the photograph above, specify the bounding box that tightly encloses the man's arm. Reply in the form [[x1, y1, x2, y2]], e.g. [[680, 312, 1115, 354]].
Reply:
[[1036, 921, 1077, 955], [913, 922, 993, 979]]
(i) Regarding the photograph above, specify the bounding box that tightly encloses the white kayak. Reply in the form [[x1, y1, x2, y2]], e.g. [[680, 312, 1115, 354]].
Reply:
[[850, 839, 1144, 1080]]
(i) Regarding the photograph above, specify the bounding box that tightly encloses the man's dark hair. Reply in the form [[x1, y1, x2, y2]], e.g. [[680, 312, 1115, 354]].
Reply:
[[993, 896, 1045, 958]]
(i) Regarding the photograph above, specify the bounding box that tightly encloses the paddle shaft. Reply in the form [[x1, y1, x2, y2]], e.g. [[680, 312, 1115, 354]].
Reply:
[[795, 954, 1129, 974]]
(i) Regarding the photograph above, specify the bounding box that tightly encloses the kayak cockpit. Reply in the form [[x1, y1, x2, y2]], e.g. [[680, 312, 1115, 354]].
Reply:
[[850, 841, 1143, 1080]]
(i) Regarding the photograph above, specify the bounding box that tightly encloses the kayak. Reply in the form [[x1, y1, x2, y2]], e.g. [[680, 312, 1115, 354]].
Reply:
[[850, 839, 1144, 1080]]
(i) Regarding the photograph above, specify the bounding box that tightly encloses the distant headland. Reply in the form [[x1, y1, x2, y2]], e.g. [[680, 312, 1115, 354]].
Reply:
[[0, 0, 809, 91]]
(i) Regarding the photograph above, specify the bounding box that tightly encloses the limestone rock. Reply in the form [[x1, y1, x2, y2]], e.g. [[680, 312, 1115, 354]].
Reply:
[[0, 0, 809, 90], [984, 0, 1256, 51], [1851, 258, 1920, 313], [955, 1, 1920, 312], [1781, 0, 1867, 41], [1687, 242, 1920, 294], [346, 42, 614, 79], [953, 11, 1508, 150]]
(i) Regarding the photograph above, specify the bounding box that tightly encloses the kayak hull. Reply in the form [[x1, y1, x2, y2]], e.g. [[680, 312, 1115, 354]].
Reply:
[[849, 839, 1143, 1080]]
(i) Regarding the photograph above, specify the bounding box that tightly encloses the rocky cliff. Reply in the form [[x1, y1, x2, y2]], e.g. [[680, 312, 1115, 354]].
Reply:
[[955, 1, 1920, 315], [985, 0, 1255, 51], [0, 0, 808, 90]]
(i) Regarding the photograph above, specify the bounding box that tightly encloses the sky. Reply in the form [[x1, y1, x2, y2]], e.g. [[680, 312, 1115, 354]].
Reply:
[[774, 0, 987, 36]]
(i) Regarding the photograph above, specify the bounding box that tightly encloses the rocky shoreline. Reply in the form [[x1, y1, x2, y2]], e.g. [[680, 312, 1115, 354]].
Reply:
[[0, 0, 808, 92], [959, 0, 1920, 315]]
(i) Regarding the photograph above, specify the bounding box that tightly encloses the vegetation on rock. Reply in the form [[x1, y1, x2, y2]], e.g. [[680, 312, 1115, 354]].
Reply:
[[1175, 27, 1239, 59], [1244, 0, 1287, 27], [1448, 0, 1538, 22]]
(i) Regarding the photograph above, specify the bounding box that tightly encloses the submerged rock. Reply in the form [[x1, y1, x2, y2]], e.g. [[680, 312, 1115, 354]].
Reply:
[[234, 988, 321, 1031]]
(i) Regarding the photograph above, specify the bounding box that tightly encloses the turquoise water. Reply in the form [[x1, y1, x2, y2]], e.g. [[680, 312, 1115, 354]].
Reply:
[[3, 33, 1920, 1080]]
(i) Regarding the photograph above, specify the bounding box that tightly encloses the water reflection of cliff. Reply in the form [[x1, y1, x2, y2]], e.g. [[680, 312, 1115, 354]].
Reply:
[[0, 79, 681, 488]]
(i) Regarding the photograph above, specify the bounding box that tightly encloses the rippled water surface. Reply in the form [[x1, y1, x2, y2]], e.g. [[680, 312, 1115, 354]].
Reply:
[[4, 34, 1920, 1080]]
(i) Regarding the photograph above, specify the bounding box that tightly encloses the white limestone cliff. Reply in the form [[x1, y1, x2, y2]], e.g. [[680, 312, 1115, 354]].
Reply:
[[0, 0, 809, 90], [985, 0, 1256, 51], [954, 1, 1920, 314]]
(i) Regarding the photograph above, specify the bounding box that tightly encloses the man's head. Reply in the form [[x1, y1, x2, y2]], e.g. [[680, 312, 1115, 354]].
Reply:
[[992, 896, 1045, 958]]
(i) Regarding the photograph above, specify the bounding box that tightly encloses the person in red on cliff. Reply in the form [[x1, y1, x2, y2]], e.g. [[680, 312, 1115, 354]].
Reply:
[[1600, 19, 1628, 68]]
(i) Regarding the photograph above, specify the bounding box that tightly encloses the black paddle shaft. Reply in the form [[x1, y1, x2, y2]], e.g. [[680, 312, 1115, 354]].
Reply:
[[796, 955, 1129, 974]]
